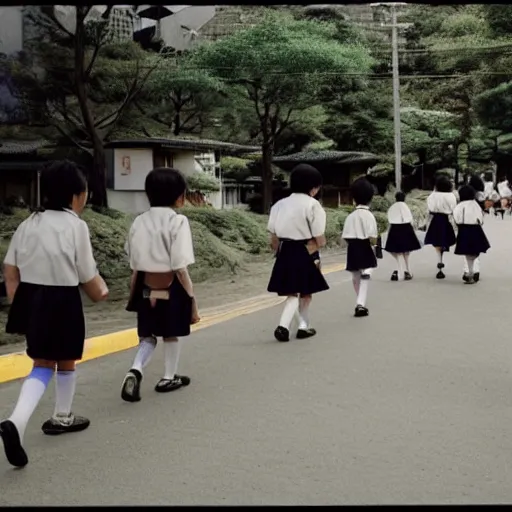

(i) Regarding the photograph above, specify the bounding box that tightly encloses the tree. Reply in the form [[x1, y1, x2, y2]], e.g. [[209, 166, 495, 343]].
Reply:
[[193, 12, 373, 212], [12, 6, 159, 206], [140, 63, 227, 136]]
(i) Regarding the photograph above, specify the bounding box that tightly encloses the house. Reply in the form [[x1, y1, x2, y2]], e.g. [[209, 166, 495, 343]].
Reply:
[[0, 139, 50, 206], [104, 138, 260, 213], [272, 150, 380, 207]]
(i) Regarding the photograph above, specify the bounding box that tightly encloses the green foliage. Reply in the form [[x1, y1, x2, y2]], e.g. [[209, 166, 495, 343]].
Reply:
[[220, 157, 252, 181], [180, 207, 269, 254], [370, 195, 392, 213], [483, 5, 512, 38], [186, 173, 221, 193], [193, 12, 373, 143], [141, 62, 227, 136], [474, 81, 512, 133]]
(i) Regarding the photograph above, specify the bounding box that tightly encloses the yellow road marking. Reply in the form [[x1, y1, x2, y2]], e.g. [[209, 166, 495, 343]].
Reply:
[[0, 262, 346, 384]]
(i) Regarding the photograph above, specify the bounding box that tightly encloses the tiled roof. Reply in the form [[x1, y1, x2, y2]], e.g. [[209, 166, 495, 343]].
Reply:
[[105, 137, 260, 154], [0, 139, 49, 154]]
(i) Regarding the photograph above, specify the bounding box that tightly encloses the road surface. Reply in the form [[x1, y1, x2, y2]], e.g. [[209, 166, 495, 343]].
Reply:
[[1, 215, 512, 505]]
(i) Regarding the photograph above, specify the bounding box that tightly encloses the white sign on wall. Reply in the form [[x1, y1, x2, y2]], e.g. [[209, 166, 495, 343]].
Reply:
[[113, 148, 153, 190]]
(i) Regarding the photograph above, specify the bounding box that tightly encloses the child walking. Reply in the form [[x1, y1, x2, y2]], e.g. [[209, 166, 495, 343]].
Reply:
[[424, 175, 458, 279], [342, 178, 379, 317], [453, 185, 491, 284], [121, 167, 200, 402], [0, 160, 108, 468], [463, 174, 485, 282], [267, 164, 329, 343], [384, 191, 422, 281]]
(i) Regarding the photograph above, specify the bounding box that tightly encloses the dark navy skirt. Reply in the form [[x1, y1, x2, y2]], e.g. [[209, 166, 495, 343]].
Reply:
[[6, 282, 85, 361], [126, 271, 192, 338], [384, 223, 422, 254], [455, 224, 490, 256], [425, 213, 456, 251], [267, 239, 329, 296], [346, 239, 378, 272]]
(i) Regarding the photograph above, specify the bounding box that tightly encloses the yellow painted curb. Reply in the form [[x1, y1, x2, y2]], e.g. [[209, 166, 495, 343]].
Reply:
[[0, 262, 346, 384]]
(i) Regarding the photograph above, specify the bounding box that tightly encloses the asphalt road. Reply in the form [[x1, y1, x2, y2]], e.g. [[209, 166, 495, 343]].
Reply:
[[1, 215, 512, 505]]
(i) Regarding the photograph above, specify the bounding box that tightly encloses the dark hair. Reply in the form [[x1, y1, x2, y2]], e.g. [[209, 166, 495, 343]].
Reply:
[[468, 174, 484, 192], [289, 164, 322, 195], [41, 159, 87, 210], [351, 177, 374, 206], [484, 171, 493, 182], [145, 167, 187, 207], [458, 185, 475, 202], [435, 175, 453, 193], [395, 191, 406, 202]]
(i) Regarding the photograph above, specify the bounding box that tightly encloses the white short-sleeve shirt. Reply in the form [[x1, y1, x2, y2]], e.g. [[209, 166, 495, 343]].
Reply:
[[497, 181, 512, 198], [427, 192, 458, 214], [3, 209, 98, 286], [453, 200, 484, 225], [387, 202, 413, 225], [342, 206, 378, 240], [267, 193, 326, 240], [127, 207, 195, 272]]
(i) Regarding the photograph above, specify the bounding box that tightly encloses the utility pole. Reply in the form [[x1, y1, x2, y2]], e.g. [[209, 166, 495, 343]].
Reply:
[[370, 2, 409, 191], [390, 3, 402, 191]]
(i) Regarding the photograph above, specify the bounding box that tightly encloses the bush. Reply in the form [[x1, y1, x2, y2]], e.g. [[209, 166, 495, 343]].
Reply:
[[186, 172, 221, 193], [370, 195, 392, 213], [187, 220, 243, 282], [181, 206, 269, 255]]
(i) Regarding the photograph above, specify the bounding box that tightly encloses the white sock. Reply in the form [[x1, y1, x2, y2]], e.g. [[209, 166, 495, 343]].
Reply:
[[131, 337, 157, 374], [53, 370, 77, 418], [465, 256, 475, 275], [474, 257, 480, 273], [396, 254, 405, 279], [164, 339, 181, 380], [298, 298, 310, 330], [278, 296, 299, 330], [357, 277, 370, 307], [8, 367, 54, 442], [404, 253, 410, 273]]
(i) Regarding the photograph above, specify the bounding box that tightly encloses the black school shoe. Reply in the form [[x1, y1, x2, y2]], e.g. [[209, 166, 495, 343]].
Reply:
[[121, 369, 143, 402], [391, 271, 399, 281], [463, 272, 469, 283], [274, 326, 290, 342], [296, 328, 317, 339], [436, 262, 445, 279], [155, 375, 191, 393], [41, 413, 90, 436], [0, 420, 28, 468], [404, 271, 413, 281], [354, 305, 369, 317], [474, 272, 480, 282]]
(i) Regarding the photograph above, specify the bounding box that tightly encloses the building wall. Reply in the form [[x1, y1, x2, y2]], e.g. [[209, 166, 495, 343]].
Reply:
[[107, 147, 197, 214], [0, 7, 23, 55], [172, 151, 196, 177], [107, 190, 149, 214], [112, 148, 153, 190]]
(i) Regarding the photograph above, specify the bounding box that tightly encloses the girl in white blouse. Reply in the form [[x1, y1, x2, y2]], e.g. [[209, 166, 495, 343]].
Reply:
[[424, 176, 458, 279], [122, 168, 199, 402], [342, 178, 379, 318], [267, 164, 329, 342], [453, 185, 490, 284], [384, 191, 421, 281], [1, 161, 108, 468]]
